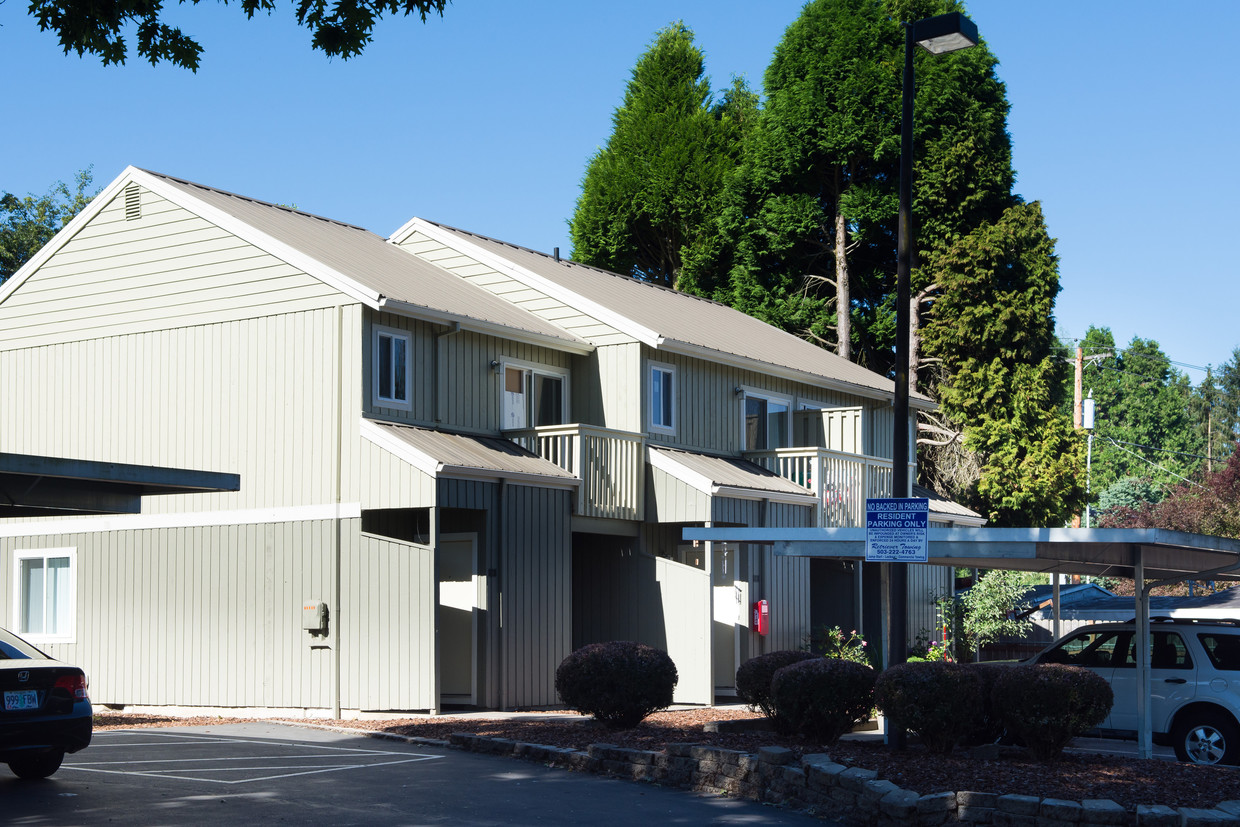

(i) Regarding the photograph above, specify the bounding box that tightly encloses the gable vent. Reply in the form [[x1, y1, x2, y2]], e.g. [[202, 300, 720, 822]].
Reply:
[[124, 184, 141, 221]]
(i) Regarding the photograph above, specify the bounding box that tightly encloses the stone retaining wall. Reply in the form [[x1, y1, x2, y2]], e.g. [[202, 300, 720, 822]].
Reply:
[[447, 733, 1240, 826]]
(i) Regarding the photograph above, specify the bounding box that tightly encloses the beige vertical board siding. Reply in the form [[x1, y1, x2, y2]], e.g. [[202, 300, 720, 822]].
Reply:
[[357, 437, 436, 509], [582, 342, 642, 431], [360, 311, 573, 432], [571, 538, 710, 705], [1, 520, 339, 710], [396, 232, 629, 345], [0, 306, 356, 517], [343, 533, 435, 711], [907, 563, 952, 642], [639, 346, 881, 455], [869, 404, 895, 460], [500, 485, 572, 708], [646, 465, 710, 523], [0, 186, 347, 350]]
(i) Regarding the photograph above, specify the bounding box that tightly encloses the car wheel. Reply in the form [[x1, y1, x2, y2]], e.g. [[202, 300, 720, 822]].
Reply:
[[8, 750, 65, 780], [1172, 713, 1240, 765]]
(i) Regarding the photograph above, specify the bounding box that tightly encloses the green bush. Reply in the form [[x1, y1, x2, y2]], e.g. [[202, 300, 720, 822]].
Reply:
[[770, 658, 876, 744], [555, 641, 678, 728], [961, 662, 1007, 745], [735, 650, 816, 720], [992, 664, 1113, 761], [874, 662, 981, 753]]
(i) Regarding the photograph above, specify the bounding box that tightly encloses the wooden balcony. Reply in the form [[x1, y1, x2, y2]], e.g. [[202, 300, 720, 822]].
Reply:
[[506, 424, 645, 521], [744, 447, 909, 527]]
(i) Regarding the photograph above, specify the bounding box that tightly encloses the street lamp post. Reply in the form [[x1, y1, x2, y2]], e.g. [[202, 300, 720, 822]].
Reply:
[[889, 9, 978, 708]]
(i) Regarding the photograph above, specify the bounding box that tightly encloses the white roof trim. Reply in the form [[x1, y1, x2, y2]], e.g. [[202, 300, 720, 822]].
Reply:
[[132, 169, 383, 308], [0, 171, 135, 305], [391, 218, 663, 347], [647, 447, 817, 506], [379, 298, 593, 355]]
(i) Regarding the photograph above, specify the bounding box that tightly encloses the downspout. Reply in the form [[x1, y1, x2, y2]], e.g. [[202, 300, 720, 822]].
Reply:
[[332, 304, 345, 720], [433, 322, 463, 424]]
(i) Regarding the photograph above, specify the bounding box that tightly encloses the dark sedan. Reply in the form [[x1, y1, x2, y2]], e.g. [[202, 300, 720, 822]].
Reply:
[[0, 627, 92, 779]]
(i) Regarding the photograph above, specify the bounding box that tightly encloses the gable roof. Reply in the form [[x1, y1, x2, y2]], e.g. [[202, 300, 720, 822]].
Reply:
[[1, 168, 591, 355], [394, 218, 926, 406]]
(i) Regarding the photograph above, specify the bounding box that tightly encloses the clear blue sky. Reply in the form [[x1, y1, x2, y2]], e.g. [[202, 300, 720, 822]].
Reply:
[[3, 1, 1235, 379]]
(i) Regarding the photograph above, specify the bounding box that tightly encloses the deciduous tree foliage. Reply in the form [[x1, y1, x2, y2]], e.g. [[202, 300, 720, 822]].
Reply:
[[1, 169, 98, 283], [570, 24, 754, 290], [27, 0, 448, 71], [1101, 446, 1240, 540]]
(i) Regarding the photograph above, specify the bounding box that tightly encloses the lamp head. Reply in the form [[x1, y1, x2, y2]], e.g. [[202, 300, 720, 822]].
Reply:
[[911, 12, 978, 55]]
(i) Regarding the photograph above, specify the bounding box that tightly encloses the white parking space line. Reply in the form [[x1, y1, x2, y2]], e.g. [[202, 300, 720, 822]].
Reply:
[[64, 730, 443, 784]]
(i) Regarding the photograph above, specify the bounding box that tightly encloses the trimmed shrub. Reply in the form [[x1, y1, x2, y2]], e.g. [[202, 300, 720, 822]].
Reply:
[[961, 662, 1007, 745], [555, 641, 678, 728], [735, 650, 816, 719], [770, 657, 876, 744], [992, 663, 1113, 761], [874, 662, 981, 753]]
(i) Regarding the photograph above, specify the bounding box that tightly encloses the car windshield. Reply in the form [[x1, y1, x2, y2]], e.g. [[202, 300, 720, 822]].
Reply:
[[0, 627, 49, 660]]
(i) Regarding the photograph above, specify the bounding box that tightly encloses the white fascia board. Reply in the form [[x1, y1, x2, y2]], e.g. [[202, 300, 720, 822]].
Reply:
[[131, 169, 382, 309], [379, 298, 594, 356], [0, 502, 362, 538], [392, 218, 663, 347], [647, 446, 716, 495], [435, 465, 581, 491], [359, 418, 442, 478], [712, 485, 818, 506], [0, 168, 137, 305]]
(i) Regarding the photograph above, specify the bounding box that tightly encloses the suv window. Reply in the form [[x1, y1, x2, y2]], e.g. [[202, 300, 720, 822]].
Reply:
[[1114, 631, 1193, 670], [1198, 633, 1240, 671], [1041, 630, 1128, 667]]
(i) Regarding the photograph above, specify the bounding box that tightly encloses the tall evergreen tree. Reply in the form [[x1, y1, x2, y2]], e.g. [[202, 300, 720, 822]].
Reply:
[[569, 23, 754, 290]]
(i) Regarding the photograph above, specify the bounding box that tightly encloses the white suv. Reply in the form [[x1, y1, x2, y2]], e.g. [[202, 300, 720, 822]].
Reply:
[[1030, 618, 1240, 765]]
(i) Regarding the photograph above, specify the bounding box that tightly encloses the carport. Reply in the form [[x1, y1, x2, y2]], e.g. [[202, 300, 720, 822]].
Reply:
[[682, 525, 1240, 759]]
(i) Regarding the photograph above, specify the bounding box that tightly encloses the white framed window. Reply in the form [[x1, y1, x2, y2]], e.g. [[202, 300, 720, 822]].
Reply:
[[12, 548, 76, 644], [649, 362, 676, 435], [373, 325, 412, 410], [741, 388, 792, 450], [501, 361, 567, 430]]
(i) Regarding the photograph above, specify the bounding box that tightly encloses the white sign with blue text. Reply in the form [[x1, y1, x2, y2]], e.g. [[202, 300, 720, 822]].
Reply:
[[865, 498, 929, 563]]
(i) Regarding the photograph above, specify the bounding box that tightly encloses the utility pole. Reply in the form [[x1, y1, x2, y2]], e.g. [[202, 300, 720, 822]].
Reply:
[[1072, 345, 1083, 528]]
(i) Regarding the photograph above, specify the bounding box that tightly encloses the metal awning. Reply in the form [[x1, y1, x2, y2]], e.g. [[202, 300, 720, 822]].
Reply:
[[0, 453, 241, 517], [682, 524, 1240, 761], [681, 526, 1240, 582]]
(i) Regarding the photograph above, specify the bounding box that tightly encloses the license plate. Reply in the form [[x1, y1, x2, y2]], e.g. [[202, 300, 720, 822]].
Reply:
[[3, 690, 39, 711]]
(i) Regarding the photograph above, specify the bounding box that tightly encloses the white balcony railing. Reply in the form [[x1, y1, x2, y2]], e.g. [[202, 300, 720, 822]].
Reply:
[[506, 424, 645, 521], [745, 447, 909, 527]]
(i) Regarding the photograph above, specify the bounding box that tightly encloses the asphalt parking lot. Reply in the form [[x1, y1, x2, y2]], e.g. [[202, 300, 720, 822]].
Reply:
[[0, 723, 834, 826]]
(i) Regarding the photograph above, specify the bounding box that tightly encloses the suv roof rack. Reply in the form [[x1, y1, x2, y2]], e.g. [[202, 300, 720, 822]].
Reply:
[[1125, 617, 1240, 627]]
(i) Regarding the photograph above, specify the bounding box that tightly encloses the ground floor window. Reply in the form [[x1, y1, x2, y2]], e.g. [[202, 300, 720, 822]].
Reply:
[[12, 548, 76, 643]]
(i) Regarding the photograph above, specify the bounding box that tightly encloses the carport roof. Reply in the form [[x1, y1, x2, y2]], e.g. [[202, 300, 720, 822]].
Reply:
[[0, 452, 240, 517], [679, 526, 1240, 582]]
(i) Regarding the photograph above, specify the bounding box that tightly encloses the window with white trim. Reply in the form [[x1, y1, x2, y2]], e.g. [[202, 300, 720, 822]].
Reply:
[[742, 390, 791, 450], [501, 363, 567, 429], [649, 362, 676, 434], [373, 326, 412, 409], [12, 548, 76, 644]]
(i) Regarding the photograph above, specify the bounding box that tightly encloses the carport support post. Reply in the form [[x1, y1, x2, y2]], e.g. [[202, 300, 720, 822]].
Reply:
[[1051, 572, 1061, 641], [1133, 546, 1152, 760]]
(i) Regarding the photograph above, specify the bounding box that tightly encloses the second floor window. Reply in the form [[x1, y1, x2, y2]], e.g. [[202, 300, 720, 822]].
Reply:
[[744, 392, 790, 450], [503, 365, 566, 429], [374, 327, 411, 409], [649, 363, 675, 434]]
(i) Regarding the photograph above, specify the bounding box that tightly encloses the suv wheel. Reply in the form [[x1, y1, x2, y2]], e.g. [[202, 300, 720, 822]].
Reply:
[[8, 750, 65, 780], [1173, 713, 1240, 765]]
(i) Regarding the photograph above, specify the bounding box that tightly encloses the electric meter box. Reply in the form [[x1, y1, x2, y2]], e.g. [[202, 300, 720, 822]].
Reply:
[[302, 601, 328, 631]]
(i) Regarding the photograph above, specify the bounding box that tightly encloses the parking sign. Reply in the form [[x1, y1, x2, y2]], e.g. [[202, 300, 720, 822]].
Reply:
[[865, 498, 929, 562]]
